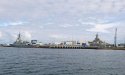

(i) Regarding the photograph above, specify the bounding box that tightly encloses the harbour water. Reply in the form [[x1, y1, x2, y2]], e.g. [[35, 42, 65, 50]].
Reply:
[[0, 48, 125, 75]]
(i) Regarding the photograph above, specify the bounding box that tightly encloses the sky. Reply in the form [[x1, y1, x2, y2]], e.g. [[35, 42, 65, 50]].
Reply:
[[0, 0, 125, 44]]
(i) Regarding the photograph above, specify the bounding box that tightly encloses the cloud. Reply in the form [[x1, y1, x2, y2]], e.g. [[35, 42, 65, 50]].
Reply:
[[0, 21, 28, 27], [22, 31, 32, 41], [8, 21, 27, 26], [86, 24, 115, 33], [60, 24, 79, 28], [50, 34, 69, 39], [0, 0, 125, 43], [0, 31, 2, 38], [0, 0, 125, 21]]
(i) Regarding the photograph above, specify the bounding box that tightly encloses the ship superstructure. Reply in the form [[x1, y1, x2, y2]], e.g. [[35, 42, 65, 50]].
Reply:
[[10, 33, 31, 47], [13, 33, 23, 45]]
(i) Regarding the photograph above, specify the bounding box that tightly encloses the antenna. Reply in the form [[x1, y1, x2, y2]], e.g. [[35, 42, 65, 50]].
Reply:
[[124, 37, 125, 48], [114, 28, 117, 47], [16, 32, 22, 43]]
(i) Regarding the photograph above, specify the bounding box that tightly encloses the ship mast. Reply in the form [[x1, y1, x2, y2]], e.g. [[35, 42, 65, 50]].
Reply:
[[15, 32, 22, 43], [114, 28, 117, 47]]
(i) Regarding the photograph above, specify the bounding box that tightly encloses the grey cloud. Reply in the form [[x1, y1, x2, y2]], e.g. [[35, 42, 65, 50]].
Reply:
[[0, 0, 125, 20], [0, 0, 125, 43]]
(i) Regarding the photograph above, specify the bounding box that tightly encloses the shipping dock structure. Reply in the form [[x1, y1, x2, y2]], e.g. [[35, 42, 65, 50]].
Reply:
[[9, 33, 98, 49], [8, 32, 125, 50]]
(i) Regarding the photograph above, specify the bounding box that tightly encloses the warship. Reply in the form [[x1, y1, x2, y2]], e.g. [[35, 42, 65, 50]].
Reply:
[[10, 33, 33, 48]]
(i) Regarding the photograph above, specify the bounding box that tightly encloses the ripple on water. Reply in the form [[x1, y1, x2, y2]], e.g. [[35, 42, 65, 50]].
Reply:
[[0, 48, 125, 75]]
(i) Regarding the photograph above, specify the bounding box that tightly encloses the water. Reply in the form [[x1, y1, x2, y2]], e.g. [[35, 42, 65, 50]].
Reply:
[[0, 47, 125, 75]]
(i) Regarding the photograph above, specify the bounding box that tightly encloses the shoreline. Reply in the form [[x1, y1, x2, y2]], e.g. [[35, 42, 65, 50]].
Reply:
[[1, 46, 125, 50]]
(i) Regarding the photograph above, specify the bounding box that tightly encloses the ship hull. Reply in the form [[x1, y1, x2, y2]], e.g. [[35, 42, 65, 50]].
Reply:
[[10, 44, 36, 48]]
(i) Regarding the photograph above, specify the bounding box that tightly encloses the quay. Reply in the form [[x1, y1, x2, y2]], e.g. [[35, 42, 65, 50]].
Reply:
[[49, 46, 98, 49], [3, 29, 124, 50]]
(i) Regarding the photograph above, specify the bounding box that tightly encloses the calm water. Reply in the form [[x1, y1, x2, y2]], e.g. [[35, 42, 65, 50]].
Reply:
[[0, 48, 125, 75]]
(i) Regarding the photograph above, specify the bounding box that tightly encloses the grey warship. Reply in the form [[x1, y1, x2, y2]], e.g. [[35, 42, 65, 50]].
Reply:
[[10, 33, 33, 48]]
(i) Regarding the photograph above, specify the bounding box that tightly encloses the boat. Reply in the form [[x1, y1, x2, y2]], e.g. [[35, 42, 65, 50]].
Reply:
[[10, 33, 34, 48]]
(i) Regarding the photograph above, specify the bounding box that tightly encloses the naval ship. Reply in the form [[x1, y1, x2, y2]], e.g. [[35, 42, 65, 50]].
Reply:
[[10, 33, 33, 48]]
